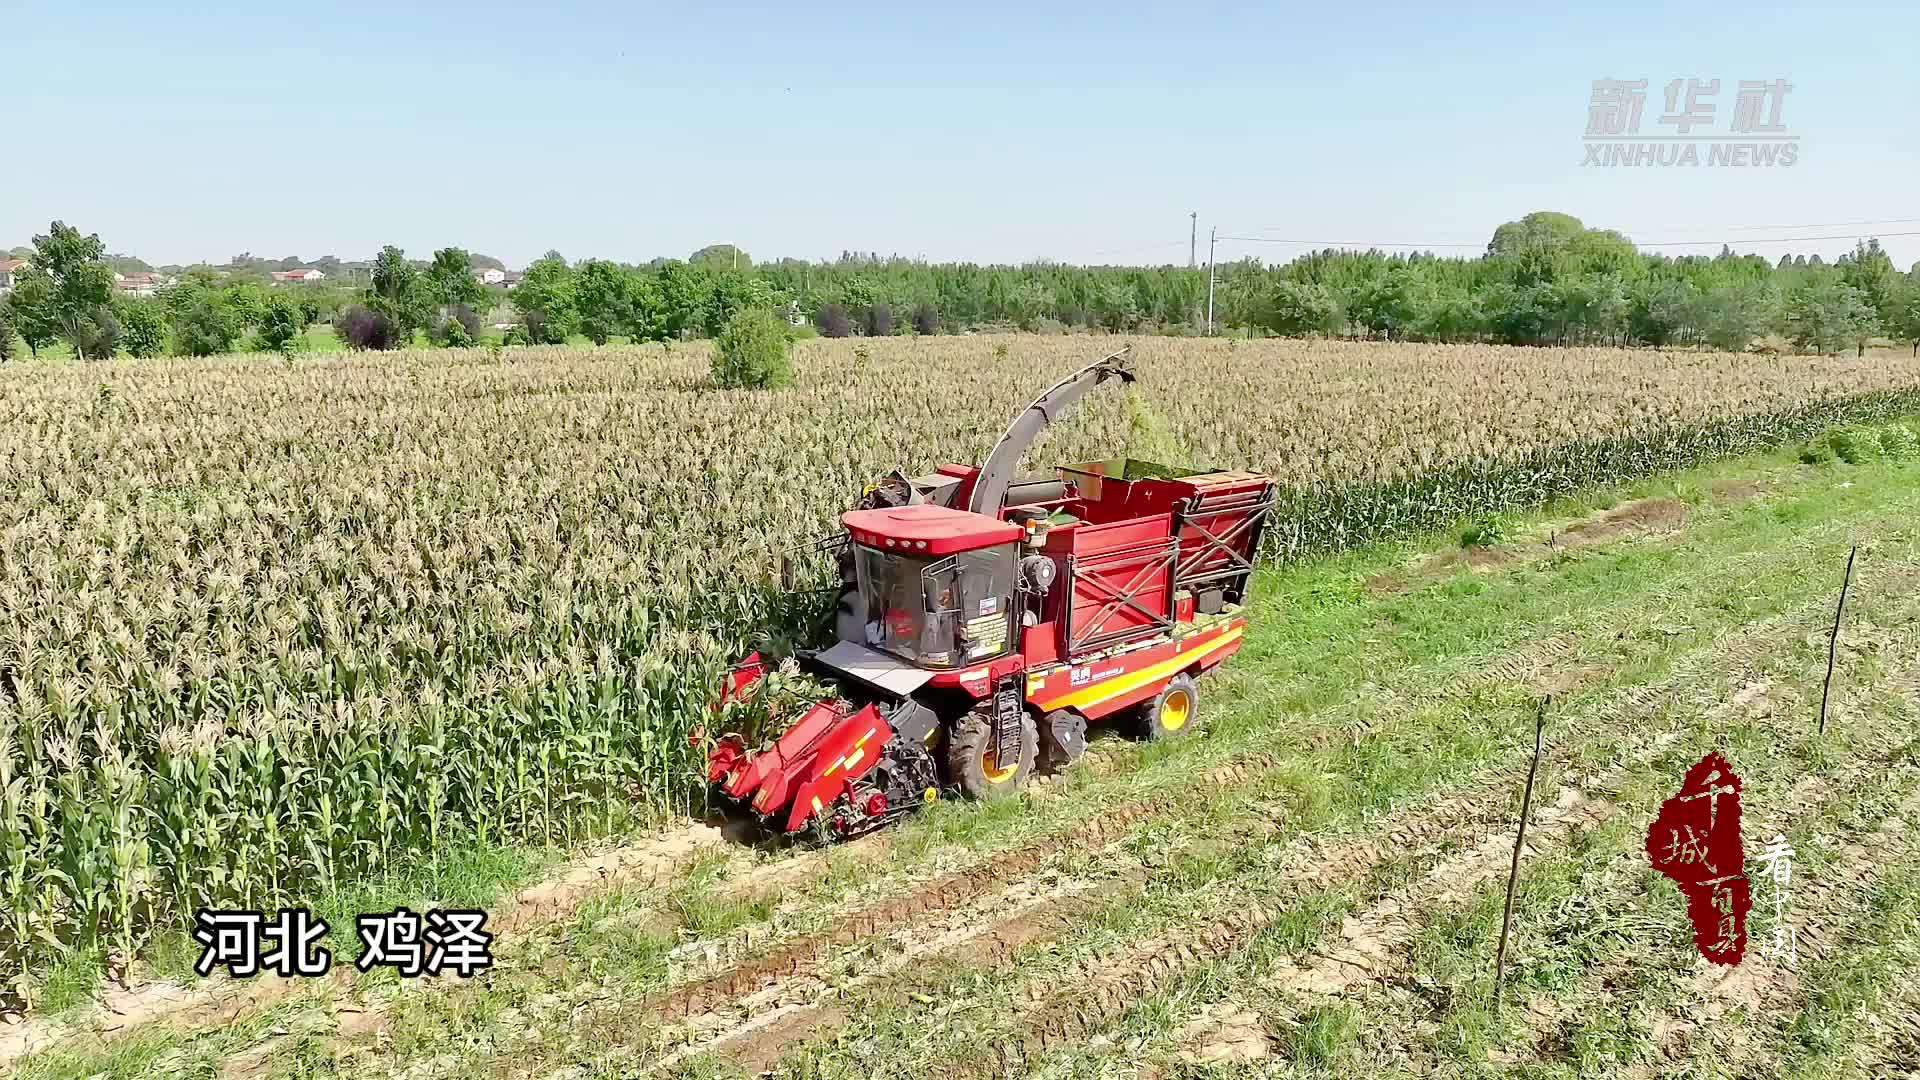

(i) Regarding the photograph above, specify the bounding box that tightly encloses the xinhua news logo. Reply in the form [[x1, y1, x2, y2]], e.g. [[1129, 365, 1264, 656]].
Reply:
[[1584, 78, 1798, 167]]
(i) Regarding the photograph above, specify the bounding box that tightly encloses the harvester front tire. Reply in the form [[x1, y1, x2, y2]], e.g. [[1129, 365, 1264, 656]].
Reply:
[[1136, 674, 1199, 742], [948, 706, 1036, 801]]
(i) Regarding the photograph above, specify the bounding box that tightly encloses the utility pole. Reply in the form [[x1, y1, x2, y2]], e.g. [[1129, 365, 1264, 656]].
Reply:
[[1189, 211, 1197, 268], [1205, 226, 1217, 335]]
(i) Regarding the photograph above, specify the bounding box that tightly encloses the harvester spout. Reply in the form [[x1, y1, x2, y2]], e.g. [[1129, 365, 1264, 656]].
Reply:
[[966, 346, 1135, 516]]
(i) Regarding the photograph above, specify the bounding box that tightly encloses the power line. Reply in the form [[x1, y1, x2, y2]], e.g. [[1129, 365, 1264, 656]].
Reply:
[[1725, 217, 1920, 232], [1220, 235, 1483, 248], [1081, 239, 1190, 261], [1243, 215, 1920, 242], [1214, 228, 1920, 252], [1637, 230, 1920, 247]]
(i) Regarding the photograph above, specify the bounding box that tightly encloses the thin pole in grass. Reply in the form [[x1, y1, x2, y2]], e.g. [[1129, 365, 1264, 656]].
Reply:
[[1818, 544, 1858, 737], [1495, 695, 1549, 1013]]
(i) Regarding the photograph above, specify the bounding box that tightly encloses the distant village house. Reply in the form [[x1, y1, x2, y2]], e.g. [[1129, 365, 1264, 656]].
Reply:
[[0, 258, 24, 295], [474, 267, 507, 286], [113, 271, 171, 297], [270, 268, 327, 285]]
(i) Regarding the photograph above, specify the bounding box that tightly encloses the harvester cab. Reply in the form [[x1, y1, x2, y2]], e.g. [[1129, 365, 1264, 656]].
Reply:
[[705, 348, 1276, 840]]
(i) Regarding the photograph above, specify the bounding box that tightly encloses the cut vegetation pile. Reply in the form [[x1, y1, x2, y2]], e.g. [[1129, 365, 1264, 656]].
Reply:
[[4, 336, 1920, 997]]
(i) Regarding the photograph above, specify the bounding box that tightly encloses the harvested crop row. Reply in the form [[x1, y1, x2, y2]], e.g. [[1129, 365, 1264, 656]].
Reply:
[[638, 754, 1277, 1021], [911, 577, 1898, 1078]]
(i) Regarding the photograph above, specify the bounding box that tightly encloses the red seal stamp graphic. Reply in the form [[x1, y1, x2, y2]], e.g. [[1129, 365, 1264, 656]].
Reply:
[[1646, 752, 1749, 965]]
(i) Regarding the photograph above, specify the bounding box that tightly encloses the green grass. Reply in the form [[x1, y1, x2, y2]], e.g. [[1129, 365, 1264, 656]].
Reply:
[[1041, 517, 1920, 1080], [291, 322, 341, 353]]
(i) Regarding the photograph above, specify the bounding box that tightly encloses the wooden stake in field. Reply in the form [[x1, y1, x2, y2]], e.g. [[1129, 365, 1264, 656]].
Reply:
[[1495, 695, 1549, 1011], [1817, 545, 1859, 737]]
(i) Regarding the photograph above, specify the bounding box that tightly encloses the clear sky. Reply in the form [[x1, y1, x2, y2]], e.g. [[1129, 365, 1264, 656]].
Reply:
[[4, 1, 1916, 270]]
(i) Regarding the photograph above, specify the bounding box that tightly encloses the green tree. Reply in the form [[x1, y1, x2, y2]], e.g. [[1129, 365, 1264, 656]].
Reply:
[[1486, 211, 1586, 258], [7, 273, 62, 358], [19, 221, 117, 359], [711, 307, 792, 389], [424, 247, 487, 311], [1894, 284, 1920, 356], [1557, 272, 1630, 343], [706, 273, 784, 337], [67, 305, 121, 359], [1266, 278, 1339, 336], [690, 244, 751, 271], [1482, 282, 1557, 345], [653, 261, 708, 340], [167, 278, 241, 356], [223, 281, 271, 332], [1694, 281, 1779, 352], [368, 245, 433, 341], [574, 260, 634, 346], [1566, 229, 1643, 279], [0, 301, 16, 362], [624, 272, 667, 342], [1628, 278, 1699, 346], [512, 256, 579, 344], [1837, 239, 1901, 326], [258, 295, 302, 354], [119, 299, 169, 357], [1784, 279, 1877, 355], [1255, 279, 1342, 336], [1414, 282, 1483, 342]]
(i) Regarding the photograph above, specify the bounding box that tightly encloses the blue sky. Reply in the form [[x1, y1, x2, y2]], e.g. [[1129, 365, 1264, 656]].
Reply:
[[4, 1, 1916, 270]]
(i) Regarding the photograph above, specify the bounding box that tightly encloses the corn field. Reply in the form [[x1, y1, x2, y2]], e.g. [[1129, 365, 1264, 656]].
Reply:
[[3, 334, 1919, 993]]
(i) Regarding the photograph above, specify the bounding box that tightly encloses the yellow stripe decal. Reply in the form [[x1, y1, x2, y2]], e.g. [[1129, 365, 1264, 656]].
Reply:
[[824, 728, 876, 778], [1045, 628, 1243, 711]]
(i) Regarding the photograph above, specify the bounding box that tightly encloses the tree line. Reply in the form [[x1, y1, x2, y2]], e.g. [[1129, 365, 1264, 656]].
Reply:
[[4, 212, 1918, 362], [1219, 213, 1920, 356]]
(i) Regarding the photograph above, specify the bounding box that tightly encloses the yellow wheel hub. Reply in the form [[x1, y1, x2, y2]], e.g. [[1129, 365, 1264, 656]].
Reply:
[[981, 749, 1019, 784], [1162, 689, 1192, 732]]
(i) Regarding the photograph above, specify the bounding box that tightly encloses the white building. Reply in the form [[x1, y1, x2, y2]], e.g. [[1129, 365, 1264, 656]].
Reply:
[[474, 267, 507, 286]]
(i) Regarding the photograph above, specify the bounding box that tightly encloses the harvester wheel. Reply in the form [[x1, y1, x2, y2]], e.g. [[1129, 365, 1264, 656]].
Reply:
[[948, 705, 1036, 800], [1136, 674, 1199, 742]]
